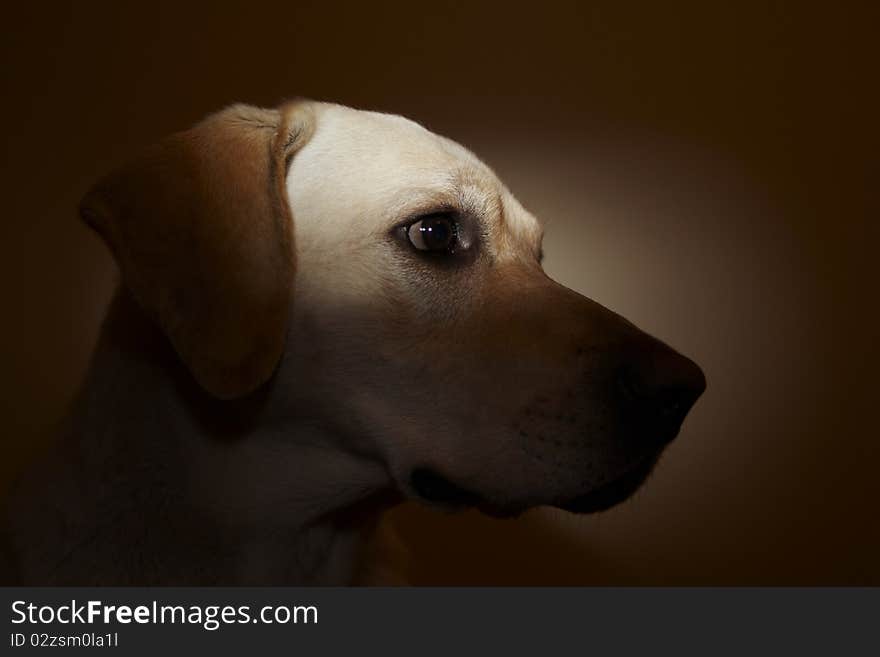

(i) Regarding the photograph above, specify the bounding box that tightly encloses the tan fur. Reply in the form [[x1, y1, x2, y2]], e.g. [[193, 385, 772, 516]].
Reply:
[[5, 100, 703, 585], [79, 103, 312, 399]]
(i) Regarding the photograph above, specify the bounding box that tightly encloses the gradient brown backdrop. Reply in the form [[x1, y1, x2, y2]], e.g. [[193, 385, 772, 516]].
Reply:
[[1, 1, 876, 584]]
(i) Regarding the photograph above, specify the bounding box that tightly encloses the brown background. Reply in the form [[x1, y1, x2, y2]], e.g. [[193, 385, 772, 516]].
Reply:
[[1, 1, 876, 583]]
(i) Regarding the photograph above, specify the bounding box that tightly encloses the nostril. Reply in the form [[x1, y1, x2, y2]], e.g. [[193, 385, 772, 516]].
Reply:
[[616, 340, 706, 435], [615, 365, 643, 403], [655, 386, 699, 422]]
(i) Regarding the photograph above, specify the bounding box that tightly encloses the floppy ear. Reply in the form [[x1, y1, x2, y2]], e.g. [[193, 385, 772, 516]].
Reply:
[[80, 102, 314, 399]]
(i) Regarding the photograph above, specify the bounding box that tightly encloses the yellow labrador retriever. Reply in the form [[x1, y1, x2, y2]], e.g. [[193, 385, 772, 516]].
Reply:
[[5, 101, 705, 584]]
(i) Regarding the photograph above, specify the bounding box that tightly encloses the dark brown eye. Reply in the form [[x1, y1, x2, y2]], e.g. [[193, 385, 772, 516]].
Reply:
[[405, 215, 457, 253]]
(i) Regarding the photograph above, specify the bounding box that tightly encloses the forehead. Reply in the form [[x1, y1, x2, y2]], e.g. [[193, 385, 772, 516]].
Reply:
[[287, 103, 542, 254]]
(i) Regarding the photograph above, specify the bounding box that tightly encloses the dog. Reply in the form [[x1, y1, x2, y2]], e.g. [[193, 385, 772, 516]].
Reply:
[[4, 101, 705, 584]]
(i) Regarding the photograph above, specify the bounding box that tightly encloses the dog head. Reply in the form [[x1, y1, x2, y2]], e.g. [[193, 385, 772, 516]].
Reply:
[[81, 101, 705, 517]]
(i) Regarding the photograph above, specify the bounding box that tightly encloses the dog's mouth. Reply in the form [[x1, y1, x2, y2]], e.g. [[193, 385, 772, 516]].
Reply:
[[410, 468, 482, 508], [410, 456, 659, 518], [555, 456, 659, 514], [409, 467, 525, 518]]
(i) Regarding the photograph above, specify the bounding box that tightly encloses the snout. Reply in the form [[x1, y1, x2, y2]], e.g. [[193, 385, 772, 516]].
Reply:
[[616, 339, 706, 446], [555, 335, 705, 514], [555, 339, 705, 515], [397, 272, 708, 517]]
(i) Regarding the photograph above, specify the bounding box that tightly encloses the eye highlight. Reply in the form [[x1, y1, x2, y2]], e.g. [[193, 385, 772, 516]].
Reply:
[[405, 214, 458, 253]]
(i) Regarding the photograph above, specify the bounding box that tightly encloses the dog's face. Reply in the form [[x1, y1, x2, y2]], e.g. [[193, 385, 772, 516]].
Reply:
[[82, 101, 705, 518], [281, 104, 705, 516]]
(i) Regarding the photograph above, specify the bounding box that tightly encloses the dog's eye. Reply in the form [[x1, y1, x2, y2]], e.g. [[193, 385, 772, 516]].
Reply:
[[405, 215, 458, 253]]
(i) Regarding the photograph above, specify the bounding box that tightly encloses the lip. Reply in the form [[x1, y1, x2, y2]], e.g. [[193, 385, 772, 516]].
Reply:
[[410, 467, 482, 507], [557, 457, 659, 514], [411, 454, 661, 517]]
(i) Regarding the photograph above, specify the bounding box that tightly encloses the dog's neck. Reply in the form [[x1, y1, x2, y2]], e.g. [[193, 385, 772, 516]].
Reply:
[[10, 291, 396, 584]]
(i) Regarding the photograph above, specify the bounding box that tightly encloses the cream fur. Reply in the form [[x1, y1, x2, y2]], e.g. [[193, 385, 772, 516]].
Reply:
[[4, 101, 703, 585]]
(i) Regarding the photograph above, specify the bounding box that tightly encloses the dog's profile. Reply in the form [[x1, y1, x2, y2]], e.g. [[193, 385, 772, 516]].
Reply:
[[5, 101, 705, 584]]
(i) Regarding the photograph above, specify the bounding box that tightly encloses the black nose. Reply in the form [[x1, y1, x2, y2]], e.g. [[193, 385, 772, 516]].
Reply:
[[616, 340, 706, 443]]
